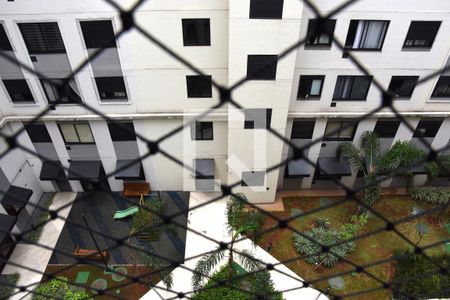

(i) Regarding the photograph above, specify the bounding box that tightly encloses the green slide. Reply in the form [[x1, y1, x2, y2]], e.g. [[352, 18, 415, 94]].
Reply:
[[114, 206, 139, 220]]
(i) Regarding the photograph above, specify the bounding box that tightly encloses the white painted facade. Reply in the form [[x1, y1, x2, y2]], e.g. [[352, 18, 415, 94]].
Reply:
[[0, 0, 449, 207]]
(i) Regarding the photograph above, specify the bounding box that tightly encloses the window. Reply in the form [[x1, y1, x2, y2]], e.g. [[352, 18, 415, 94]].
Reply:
[[241, 171, 265, 186], [291, 120, 315, 139], [95, 77, 127, 100], [247, 55, 278, 80], [297, 76, 324, 99], [373, 119, 401, 138], [333, 76, 372, 100], [18, 22, 65, 54], [40, 79, 81, 104], [59, 123, 94, 144], [324, 121, 357, 141], [345, 20, 389, 50], [388, 76, 419, 98], [80, 20, 116, 49], [249, 0, 284, 19], [0, 24, 12, 51], [3, 79, 34, 103], [194, 159, 214, 179], [186, 75, 212, 98], [403, 21, 440, 49], [192, 122, 213, 141], [244, 109, 272, 129], [305, 19, 336, 47], [25, 124, 51, 143], [431, 76, 450, 98], [413, 119, 443, 138], [108, 122, 135, 141], [182, 19, 210, 46]]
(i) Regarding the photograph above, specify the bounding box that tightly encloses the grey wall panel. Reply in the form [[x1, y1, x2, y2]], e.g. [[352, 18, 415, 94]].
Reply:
[[412, 137, 434, 153], [379, 138, 394, 153], [67, 144, 100, 160], [0, 51, 25, 79], [113, 141, 139, 159], [31, 54, 72, 78], [88, 48, 122, 77], [33, 143, 59, 160], [319, 141, 340, 157]]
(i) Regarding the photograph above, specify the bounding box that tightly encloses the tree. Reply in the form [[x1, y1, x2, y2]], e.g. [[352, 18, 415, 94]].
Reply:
[[425, 154, 450, 182], [33, 277, 92, 300], [192, 193, 281, 299], [337, 132, 426, 208]]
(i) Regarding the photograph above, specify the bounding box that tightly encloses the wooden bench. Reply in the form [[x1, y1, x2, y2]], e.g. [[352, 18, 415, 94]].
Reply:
[[73, 246, 110, 261], [122, 182, 150, 197]]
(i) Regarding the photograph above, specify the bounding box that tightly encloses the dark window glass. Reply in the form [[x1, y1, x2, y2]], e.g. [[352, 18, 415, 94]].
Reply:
[[0, 24, 12, 51], [431, 76, 450, 98], [3, 79, 34, 103], [80, 20, 116, 48], [413, 119, 443, 138], [404, 21, 441, 48], [25, 124, 51, 143], [186, 75, 212, 98], [241, 171, 265, 186], [182, 19, 210, 46], [291, 120, 315, 139], [18, 22, 65, 54], [306, 19, 336, 46], [297, 75, 324, 99], [95, 77, 127, 100], [345, 20, 389, 50], [388, 76, 419, 98], [324, 121, 357, 141], [194, 159, 214, 179], [249, 0, 284, 19], [333, 76, 372, 100], [108, 122, 135, 141], [247, 55, 278, 80], [244, 109, 272, 129], [40, 79, 81, 104], [193, 122, 213, 140], [373, 120, 401, 138]]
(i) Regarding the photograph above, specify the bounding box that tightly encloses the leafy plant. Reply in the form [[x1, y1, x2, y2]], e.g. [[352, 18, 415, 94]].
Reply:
[[341, 213, 368, 240], [293, 218, 355, 268], [192, 193, 280, 298], [32, 276, 92, 300], [425, 154, 450, 182], [0, 273, 19, 299], [410, 187, 450, 205], [392, 251, 450, 299], [141, 252, 173, 289], [192, 264, 282, 300]]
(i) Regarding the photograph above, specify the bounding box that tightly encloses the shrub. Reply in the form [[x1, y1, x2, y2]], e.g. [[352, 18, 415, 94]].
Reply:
[[341, 213, 368, 240], [33, 276, 92, 300], [410, 186, 450, 205], [293, 219, 355, 268], [192, 264, 282, 300], [0, 273, 19, 299], [392, 251, 450, 299]]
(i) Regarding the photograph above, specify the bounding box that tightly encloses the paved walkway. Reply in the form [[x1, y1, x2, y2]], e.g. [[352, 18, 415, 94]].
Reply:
[[141, 192, 327, 300], [2, 192, 77, 300]]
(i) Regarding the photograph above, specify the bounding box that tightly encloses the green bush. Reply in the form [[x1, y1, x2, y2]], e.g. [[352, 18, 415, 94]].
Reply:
[[410, 186, 450, 205], [192, 264, 282, 300], [293, 219, 355, 268], [392, 251, 450, 299], [340, 213, 368, 240], [33, 276, 92, 300], [0, 273, 19, 299]]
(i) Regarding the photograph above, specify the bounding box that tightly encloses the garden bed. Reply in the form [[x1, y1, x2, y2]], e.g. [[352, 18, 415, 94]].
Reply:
[[256, 195, 450, 299]]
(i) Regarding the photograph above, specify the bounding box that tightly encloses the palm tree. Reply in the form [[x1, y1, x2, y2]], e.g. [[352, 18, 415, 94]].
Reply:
[[337, 131, 382, 208], [337, 131, 427, 208], [192, 193, 280, 299]]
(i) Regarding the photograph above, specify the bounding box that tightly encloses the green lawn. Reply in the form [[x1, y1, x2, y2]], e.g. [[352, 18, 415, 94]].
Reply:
[[257, 196, 450, 300]]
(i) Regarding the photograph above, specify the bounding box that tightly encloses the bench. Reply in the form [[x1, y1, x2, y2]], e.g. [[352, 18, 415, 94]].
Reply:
[[122, 182, 150, 197], [73, 246, 110, 261]]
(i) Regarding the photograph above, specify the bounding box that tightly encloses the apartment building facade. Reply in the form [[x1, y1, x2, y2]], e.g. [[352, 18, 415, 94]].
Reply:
[[0, 0, 449, 216]]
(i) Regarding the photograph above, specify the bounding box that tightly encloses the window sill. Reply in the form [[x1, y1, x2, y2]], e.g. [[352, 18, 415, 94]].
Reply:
[[304, 45, 332, 50], [427, 99, 450, 103], [11, 102, 39, 107], [344, 48, 383, 52], [401, 47, 432, 52], [332, 99, 367, 101], [99, 100, 131, 105], [297, 98, 320, 101]]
